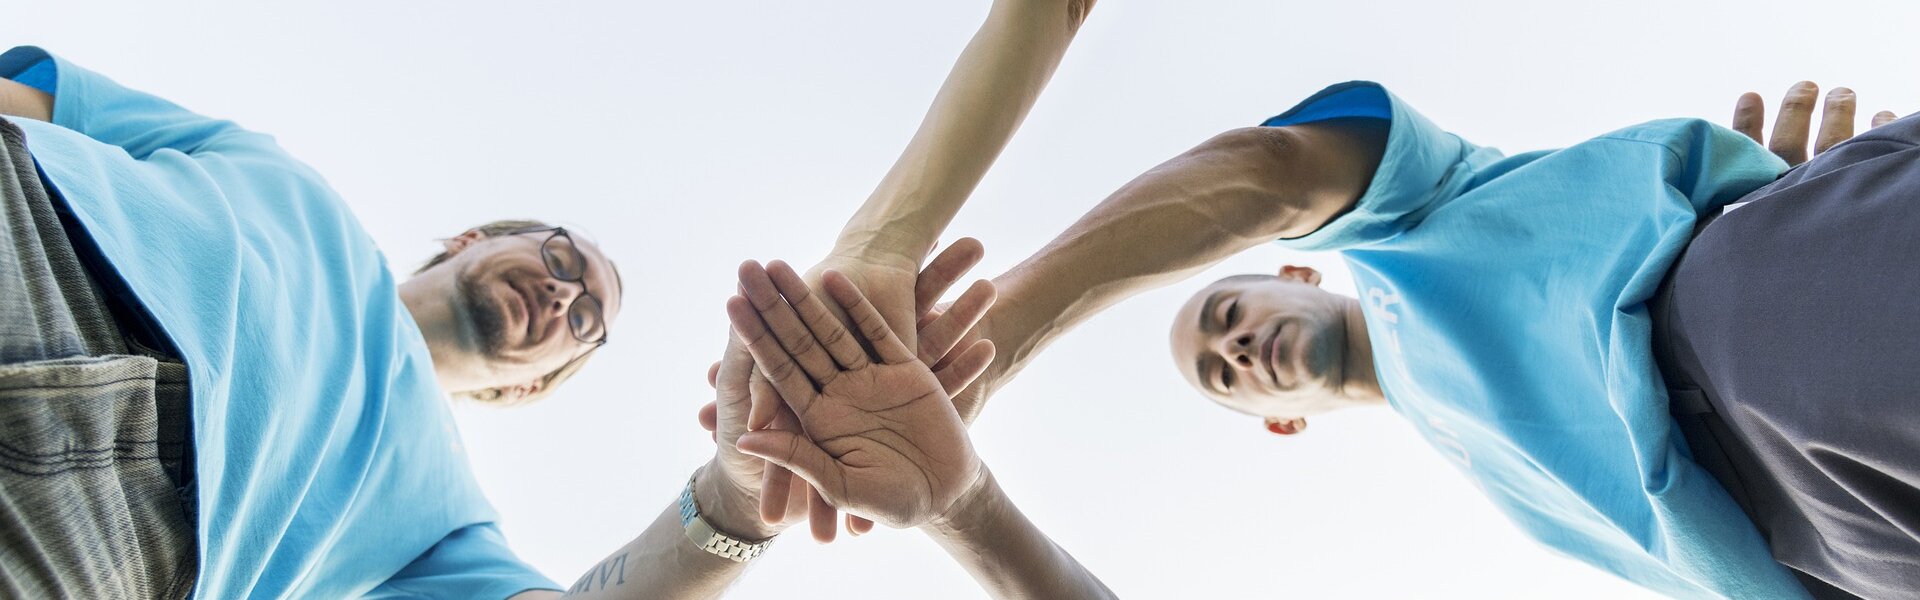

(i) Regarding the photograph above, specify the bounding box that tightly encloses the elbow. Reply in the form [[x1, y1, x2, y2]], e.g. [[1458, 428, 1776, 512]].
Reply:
[[1201, 126, 1310, 171], [1066, 0, 1096, 30], [1008, 0, 1096, 32], [1189, 126, 1320, 238], [1193, 122, 1385, 239]]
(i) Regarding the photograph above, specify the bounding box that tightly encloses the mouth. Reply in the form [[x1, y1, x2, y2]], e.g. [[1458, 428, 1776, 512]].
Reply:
[[510, 280, 538, 342], [1265, 320, 1293, 389]]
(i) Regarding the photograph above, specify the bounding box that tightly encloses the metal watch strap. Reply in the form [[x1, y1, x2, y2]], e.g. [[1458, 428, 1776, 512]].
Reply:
[[679, 474, 772, 562]]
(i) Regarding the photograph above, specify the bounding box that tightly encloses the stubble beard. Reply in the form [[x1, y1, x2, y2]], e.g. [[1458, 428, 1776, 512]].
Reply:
[[454, 271, 510, 360]]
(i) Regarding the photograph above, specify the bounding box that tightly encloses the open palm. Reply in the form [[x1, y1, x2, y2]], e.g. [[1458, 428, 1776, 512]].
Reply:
[[726, 262, 994, 529]]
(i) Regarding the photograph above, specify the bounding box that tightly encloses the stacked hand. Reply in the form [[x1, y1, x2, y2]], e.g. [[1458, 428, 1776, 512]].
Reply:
[[696, 241, 996, 541], [726, 260, 995, 530]]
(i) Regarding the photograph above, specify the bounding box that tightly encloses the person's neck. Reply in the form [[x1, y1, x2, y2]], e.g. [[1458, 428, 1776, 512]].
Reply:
[[397, 277, 487, 394], [1337, 296, 1385, 406]]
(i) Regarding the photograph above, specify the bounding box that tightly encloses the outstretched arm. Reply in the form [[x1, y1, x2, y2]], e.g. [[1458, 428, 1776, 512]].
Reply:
[[955, 119, 1388, 421], [752, 0, 1096, 537], [832, 0, 1095, 267], [792, 0, 1095, 383], [924, 469, 1117, 599]]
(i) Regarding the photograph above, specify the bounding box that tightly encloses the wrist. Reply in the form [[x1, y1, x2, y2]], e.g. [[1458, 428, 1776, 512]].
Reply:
[[927, 464, 1001, 538], [693, 461, 782, 541], [829, 226, 932, 268]]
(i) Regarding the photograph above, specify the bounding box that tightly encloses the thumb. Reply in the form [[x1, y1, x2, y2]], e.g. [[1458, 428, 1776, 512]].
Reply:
[[736, 430, 844, 504], [697, 401, 718, 433]]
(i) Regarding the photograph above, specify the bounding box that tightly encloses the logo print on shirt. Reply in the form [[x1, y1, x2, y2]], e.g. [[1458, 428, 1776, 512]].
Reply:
[[1366, 286, 1405, 361], [1365, 282, 1472, 469]]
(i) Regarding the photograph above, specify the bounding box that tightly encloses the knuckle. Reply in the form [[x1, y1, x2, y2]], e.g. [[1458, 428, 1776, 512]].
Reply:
[[766, 360, 798, 381], [816, 325, 847, 346], [783, 283, 814, 304], [786, 330, 817, 354]]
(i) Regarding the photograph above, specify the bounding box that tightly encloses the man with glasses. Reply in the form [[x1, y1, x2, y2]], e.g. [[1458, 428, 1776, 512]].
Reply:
[[0, 41, 989, 599], [403, 222, 616, 405], [0, 47, 635, 598]]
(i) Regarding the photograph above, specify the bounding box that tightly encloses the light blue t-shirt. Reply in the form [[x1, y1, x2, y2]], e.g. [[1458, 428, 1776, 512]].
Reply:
[[0, 47, 558, 599], [1265, 83, 1806, 599]]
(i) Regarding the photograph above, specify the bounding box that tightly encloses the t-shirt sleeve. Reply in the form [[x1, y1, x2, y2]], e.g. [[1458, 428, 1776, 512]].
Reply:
[[1261, 82, 1492, 251], [363, 523, 561, 600], [0, 46, 284, 162]]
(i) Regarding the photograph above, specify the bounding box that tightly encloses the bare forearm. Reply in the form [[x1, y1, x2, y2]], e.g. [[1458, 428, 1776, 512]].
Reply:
[[926, 468, 1115, 599], [523, 502, 738, 600], [835, 0, 1092, 263], [515, 466, 772, 600], [980, 121, 1386, 393], [0, 78, 52, 121]]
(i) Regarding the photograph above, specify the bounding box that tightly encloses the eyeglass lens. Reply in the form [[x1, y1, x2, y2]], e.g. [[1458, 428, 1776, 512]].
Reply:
[[540, 232, 606, 343]]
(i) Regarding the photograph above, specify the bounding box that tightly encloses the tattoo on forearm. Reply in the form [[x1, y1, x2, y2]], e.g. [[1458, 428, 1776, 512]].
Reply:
[[564, 552, 629, 595]]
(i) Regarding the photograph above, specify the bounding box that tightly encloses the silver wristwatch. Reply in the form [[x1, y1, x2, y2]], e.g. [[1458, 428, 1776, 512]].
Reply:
[[679, 473, 773, 562]]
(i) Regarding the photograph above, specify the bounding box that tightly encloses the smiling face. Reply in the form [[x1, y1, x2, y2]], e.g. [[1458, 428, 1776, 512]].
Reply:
[[1168, 266, 1371, 427]]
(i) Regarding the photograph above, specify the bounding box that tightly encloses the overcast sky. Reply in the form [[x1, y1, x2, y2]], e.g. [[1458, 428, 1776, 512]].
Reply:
[[9, 1, 1917, 597]]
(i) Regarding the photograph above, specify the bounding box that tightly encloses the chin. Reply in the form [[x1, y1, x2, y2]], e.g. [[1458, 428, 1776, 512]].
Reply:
[[454, 271, 512, 358]]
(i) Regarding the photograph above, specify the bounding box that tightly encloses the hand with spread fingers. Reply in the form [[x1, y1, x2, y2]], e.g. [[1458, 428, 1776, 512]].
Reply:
[[1731, 81, 1902, 166], [698, 240, 994, 540], [725, 261, 996, 529]]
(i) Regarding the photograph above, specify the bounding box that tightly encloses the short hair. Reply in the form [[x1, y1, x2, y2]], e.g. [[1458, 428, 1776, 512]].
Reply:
[[415, 218, 553, 276], [416, 218, 594, 407]]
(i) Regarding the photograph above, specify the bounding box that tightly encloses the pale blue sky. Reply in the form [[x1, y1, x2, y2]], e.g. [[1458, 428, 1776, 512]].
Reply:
[[8, 1, 1914, 597]]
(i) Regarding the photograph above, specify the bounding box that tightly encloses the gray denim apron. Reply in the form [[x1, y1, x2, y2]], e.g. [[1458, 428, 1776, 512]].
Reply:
[[0, 116, 197, 599], [1653, 114, 1920, 600]]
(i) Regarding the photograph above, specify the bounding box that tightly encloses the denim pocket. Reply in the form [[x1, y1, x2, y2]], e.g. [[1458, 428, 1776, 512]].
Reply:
[[0, 354, 196, 599]]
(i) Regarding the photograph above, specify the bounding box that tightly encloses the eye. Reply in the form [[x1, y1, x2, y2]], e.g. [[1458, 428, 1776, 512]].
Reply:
[[1220, 365, 1236, 391], [1226, 300, 1241, 327]]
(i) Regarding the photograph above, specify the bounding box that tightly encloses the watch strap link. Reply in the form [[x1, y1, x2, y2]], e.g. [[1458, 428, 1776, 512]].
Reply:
[[679, 475, 772, 562]]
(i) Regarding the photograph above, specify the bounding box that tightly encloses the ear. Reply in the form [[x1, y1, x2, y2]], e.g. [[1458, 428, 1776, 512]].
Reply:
[[441, 229, 488, 256], [493, 379, 544, 404], [1264, 416, 1308, 436], [1277, 265, 1323, 287]]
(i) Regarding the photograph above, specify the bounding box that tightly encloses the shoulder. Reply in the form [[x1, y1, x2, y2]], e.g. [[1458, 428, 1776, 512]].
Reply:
[[1591, 118, 1745, 158]]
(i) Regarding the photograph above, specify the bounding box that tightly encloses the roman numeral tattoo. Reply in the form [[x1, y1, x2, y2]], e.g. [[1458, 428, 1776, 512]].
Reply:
[[564, 552, 629, 594]]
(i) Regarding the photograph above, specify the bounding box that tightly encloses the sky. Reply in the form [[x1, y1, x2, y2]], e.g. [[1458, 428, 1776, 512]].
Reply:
[[8, 1, 1918, 598]]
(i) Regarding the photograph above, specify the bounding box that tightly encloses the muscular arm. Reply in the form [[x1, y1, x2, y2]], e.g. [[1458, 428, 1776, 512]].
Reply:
[[0, 77, 52, 121], [963, 119, 1387, 421]]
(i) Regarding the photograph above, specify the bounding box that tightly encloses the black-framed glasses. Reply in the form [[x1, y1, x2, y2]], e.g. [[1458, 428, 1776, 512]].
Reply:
[[510, 226, 608, 346]]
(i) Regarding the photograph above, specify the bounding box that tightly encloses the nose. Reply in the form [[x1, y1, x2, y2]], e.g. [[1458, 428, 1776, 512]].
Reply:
[[1214, 332, 1258, 371], [541, 279, 582, 316]]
